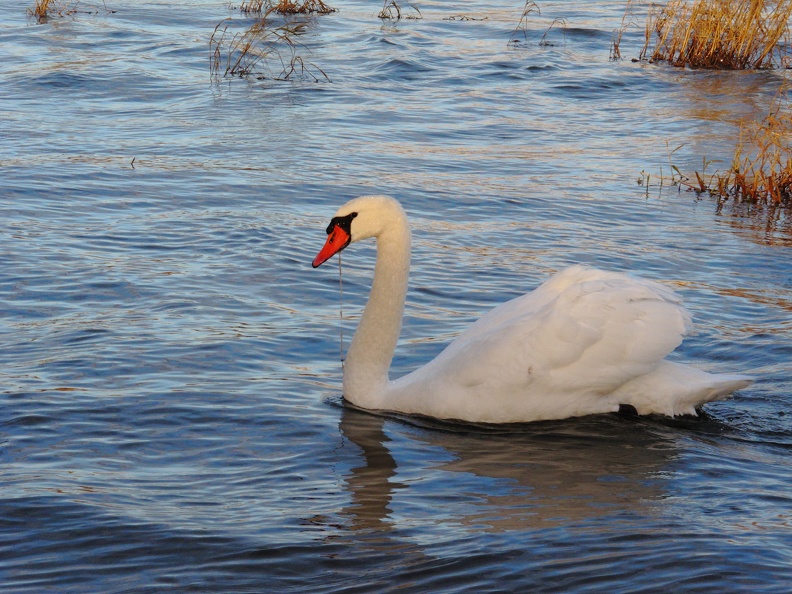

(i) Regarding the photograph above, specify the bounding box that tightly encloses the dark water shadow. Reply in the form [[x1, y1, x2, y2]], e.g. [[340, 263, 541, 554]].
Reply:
[[333, 402, 689, 534]]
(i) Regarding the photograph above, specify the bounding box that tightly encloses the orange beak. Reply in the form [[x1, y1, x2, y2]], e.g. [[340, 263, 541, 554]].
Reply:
[[312, 223, 351, 268]]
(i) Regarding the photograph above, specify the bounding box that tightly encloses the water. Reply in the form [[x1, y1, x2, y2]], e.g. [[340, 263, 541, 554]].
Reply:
[[1, 1, 790, 591]]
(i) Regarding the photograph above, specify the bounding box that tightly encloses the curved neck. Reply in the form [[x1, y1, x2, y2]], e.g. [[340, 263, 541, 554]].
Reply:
[[343, 219, 411, 409]]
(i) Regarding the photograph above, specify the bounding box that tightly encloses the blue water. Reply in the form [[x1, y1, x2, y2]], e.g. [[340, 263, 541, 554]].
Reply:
[[1, 1, 790, 591]]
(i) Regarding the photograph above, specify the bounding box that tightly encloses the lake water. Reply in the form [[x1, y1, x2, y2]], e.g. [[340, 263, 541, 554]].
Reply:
[[1, 1, 791, 591]]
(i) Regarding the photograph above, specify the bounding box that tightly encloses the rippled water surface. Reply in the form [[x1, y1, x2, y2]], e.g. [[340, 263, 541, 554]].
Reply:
[[2, 1, 791, 591]]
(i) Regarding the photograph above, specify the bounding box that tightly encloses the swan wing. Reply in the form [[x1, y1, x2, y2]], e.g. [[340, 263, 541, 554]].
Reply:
[[395, 266, 692, 422]]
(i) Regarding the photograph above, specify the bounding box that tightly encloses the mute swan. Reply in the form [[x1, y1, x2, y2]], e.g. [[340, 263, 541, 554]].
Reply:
[[312, 195, 752, 423]]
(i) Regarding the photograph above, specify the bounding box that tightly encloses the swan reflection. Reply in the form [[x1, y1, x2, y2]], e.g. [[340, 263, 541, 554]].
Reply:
[[337, 405, 681, 533]]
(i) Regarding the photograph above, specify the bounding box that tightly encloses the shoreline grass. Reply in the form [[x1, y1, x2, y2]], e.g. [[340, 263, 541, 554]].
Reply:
[[705, 90, 792, 204], [636, 0, 792, 69], [647, 89, 792, 206]]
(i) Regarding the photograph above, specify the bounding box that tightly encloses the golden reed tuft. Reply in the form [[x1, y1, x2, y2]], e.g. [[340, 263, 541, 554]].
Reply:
[[240, 0, 336, 15], [641, 0, 792, 69], [715, 91, 792, 203]]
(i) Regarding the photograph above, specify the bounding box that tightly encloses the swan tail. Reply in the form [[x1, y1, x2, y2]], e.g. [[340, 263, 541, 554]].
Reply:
[[612, 362, 754, 417]]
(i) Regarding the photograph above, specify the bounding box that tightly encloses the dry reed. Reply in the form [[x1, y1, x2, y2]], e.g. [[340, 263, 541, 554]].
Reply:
[[378, 1, 422, 20], [610, 0, 643, 61], [707, 92, 792, 203], [241, 0, 336, 15], [509, 1, 541, 45], [640, 0, 792, 68], [30, 0, 53, 20], [29, 0, 75, 21], [657, 90, 792, 205], [210, 7, 329, 82], [508, 1, 565, 47], [29, 0, 114, 22]]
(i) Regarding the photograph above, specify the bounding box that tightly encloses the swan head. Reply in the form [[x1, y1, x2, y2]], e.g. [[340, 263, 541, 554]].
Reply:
[[312, 195, 406, 268]]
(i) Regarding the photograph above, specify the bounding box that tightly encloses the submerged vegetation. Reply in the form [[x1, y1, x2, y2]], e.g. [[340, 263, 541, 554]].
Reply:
[[29, 0, 70, 21], [508, 1, 566, 47], [642, 89, 792, 206], [509, 1, 541, 44], [28, 0, 113, 22], [378, 1, 422, 20], [697, 91, 792, 204], [210, 4, 332, 81], [240, 0, 336, 15]]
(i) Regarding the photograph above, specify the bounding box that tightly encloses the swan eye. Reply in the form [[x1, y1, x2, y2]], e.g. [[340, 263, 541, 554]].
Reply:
[[326, 211, 358, 235]]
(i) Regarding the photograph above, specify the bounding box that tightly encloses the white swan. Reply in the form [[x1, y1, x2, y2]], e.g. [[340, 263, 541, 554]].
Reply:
[[312, 195, 753, 423]]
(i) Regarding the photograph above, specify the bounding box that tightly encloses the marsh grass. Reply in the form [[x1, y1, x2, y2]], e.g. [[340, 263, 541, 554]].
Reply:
[[509, 1, 566, 47], [29, 0, 71, 21], [654, 91, 792, 205], [611, 0, 644, 61], [707, 92, 792, 203], [30, 0, 52, 20], [378, 1, 422, 20], [509, 1, 540, 45], [210, 8, 329, 82], [638, 0, 792, 68], [29, 0, 113, 22], [241, 0, 336, 15], [211, 0, 335, 81]]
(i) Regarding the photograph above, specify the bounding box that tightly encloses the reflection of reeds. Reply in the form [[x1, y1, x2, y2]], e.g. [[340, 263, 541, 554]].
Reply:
[[640, 0, 792, 68], [210, 8, 329, 82]]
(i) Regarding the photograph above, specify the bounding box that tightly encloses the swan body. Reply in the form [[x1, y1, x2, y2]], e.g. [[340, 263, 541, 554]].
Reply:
[[312, 195, 752, 423]]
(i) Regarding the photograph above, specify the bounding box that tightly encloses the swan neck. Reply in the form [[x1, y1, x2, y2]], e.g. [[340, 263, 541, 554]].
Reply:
[[343, 221, 411, 408]]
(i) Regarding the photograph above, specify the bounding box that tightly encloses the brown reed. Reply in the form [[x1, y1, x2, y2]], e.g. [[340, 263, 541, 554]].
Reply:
[[241, 0, 336, 15], [711, 92, 792, 203], [640, 0, 792, 69], [509, 1, 541, 45], [29, 0, 74, 21], [210, 8, 329, 82], [378, 0, 422, 20], [661, 90, 792, 205], [29, 0, 114, 22], [611, 0, 643, 61]]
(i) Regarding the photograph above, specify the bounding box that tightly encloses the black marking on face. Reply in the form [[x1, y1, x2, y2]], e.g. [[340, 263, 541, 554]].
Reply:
[[326, 212, 358, 235]]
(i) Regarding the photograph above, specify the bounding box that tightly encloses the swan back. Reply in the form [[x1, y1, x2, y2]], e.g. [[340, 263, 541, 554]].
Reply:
[[388, 266, 697, 422]]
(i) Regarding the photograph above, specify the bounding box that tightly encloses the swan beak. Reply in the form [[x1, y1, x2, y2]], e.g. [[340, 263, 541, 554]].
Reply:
[[312, 224, 351, 268]]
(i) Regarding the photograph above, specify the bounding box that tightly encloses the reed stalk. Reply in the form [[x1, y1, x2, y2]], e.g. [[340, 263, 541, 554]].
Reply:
[[378, 0, 422, 20], [715, 91, 792, 203], [29, 0, 74, 22], [241, 0, 336, 15], [210, 6, 330, 82], [661, 90, 792, 205], [640, 0, 792, 69], [509, 1, 541, 45]]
